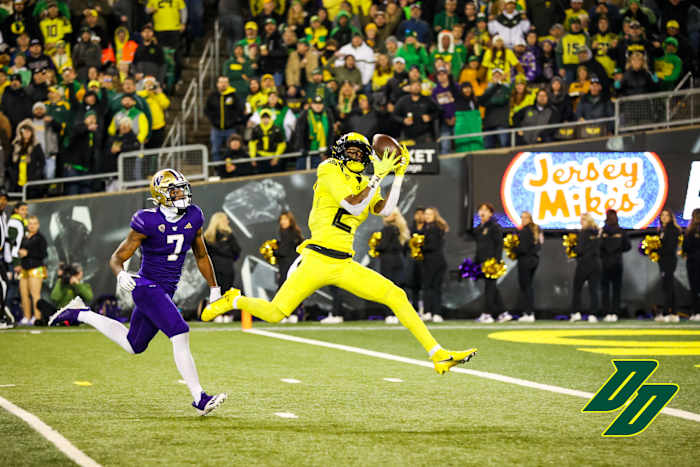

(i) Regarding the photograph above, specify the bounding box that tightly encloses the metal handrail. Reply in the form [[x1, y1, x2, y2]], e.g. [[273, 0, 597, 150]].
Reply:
[[22, 172, 119, 201], [198, 39, 214, 116], [181, 79, 198, 137], [214, 21, 221, 81], [614, 86, 700, 103], [674, 72, 693, 91], [437, 117, 616, 145]]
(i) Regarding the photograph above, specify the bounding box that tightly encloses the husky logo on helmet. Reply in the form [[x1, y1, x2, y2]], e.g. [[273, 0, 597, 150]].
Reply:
[[149, 169, 192, 211], [331, 132, 373, 173]]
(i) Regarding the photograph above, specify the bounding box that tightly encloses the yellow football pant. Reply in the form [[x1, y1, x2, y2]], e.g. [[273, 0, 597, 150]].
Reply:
[[238, 249, 439, 353]]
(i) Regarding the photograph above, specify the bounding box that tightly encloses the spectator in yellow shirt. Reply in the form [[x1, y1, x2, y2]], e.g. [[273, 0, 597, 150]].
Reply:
[[137, 77, 171, 149], [146, 0, 187, 47], [39, 1, 72, 52], [481, 35, 522, 83]]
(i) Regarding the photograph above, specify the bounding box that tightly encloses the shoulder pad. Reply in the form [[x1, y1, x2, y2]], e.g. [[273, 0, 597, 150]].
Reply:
[[130, 210, 154, 235]]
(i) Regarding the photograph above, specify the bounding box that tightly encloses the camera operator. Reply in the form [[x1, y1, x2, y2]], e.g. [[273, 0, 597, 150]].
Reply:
[[38, 264, 93, 319]]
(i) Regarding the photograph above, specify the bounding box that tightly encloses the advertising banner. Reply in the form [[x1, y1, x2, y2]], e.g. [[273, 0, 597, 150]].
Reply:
[[501, 152, 668, 229]]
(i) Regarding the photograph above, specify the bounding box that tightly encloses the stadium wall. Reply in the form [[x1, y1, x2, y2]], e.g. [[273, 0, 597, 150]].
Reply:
[[28, 126, 700, 317]]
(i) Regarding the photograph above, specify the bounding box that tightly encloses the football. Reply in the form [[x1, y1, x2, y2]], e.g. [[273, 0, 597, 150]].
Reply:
[[372, 133, 401, 158]]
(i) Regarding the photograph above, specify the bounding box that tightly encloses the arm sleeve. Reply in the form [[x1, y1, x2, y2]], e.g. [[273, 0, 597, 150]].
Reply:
[[130, 211, 148, 235], [378, 175, 403, 216]]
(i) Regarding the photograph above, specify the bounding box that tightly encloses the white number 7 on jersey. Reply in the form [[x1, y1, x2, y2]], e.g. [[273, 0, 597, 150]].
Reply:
[[167, 234, 184, 261]]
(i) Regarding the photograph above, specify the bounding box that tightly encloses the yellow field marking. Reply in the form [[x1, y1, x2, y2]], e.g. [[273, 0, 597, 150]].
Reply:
[[73, 381, 93, 386], [488, 330, 700, 356]]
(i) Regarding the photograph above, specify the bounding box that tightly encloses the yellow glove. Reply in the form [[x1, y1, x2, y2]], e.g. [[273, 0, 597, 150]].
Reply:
[[394, 144, 410, 176], [371, 151, 399, 179]]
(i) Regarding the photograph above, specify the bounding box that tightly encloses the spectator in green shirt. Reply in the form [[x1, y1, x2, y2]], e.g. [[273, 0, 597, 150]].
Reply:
[[654, 37, 683, 91], [396, 31, 430, 76]]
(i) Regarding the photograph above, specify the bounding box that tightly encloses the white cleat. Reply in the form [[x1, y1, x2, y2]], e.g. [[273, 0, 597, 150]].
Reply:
[[497, 311, 513, 323], [193, 392, 227, 416], [518, 313, 535, 322], [587, 314, 598, 323], [432, 314, 444, 323], [689, 313, 700, 322], [287, 314, 298, 324], [385, 315, 399, 324], [476, 313, 495, 324], [654, 314, 666, 322], [569, 312, 582, 322], [603, 314, 618, 322], [420, 312, 432, 322], [664, 314, 680, 323], [320, 314, 343, 324]]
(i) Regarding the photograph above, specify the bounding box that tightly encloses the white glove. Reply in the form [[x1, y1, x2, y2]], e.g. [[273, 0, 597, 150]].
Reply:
[[209, 286, 222, 303], [117, 270, 136, 292]]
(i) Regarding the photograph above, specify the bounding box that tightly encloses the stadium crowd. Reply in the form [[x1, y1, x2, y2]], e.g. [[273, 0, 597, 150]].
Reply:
[[0, 0, 198, 196], [210, 0, 700, 177]]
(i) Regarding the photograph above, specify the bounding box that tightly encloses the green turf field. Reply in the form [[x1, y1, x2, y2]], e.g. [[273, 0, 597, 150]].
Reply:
[[1, 321, 699, 466]]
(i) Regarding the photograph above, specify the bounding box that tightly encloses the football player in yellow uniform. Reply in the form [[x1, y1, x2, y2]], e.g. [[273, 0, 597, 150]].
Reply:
[[202, 133, 477, 374]]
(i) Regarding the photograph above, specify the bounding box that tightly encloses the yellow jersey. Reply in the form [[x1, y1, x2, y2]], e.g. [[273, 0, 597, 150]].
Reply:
[[147, 0, 185, 31], [40, 17, 72, 45], [304, 159, 383, 255]]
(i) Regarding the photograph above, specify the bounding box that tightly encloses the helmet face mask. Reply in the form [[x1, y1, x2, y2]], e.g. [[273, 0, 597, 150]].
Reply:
[[331, 132, 372, 174], [150, 169, 192, 211]]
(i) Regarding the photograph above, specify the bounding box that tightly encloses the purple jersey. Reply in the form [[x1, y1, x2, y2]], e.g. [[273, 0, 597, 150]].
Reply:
[[130, 205, 204, 294]]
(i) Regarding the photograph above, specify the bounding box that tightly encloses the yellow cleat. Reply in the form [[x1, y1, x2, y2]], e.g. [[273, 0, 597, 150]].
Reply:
[[432, 348, 478, 375], [201, 288, 241, 322]]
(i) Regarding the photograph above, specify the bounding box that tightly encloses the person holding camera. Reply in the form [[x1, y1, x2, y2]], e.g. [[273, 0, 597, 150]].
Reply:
[[138, 76, 170, 149], [49, 263, 93, 310]]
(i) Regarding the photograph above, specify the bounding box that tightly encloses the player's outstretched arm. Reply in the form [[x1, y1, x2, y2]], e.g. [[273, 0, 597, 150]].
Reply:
[[376, 145, 409, 216], [192, 229, 221, 302], [110, 229, 146, 292], [340, 152, 399, 216]]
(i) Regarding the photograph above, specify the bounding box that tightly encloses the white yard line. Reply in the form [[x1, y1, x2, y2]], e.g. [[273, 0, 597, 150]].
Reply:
[[0, 395, 101, 467], [246, 329, 700, 424]]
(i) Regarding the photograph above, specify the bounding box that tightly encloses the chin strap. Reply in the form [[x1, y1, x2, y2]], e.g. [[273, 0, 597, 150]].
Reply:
[[159, 205, 185, 222], [379, 175, 404, 217]]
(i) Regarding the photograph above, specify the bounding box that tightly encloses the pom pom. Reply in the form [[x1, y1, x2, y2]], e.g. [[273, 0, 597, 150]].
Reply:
[[459, 258, 482, 280], [639, 234, 661, 262], [368, 231, 382, 258], [482, 258, 507, 279], [562, 233, 578, 258], [409, 233, 424, 260], [503, 233, 520, 260], [259, 239, 278, 265]]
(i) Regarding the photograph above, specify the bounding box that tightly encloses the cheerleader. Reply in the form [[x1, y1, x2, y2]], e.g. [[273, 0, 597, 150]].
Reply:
[[570, 213, 601, 322], [276, 211, 304, 289], [376, 209, 410, 286], [474, 203, 507, 324], [682, 208, 700, 321], [421, 207, 449, 321], [656, 208, 681, 322], [600, 209, 630, 322], [515, 212, 542, 322], [406, 207, 425, 310]]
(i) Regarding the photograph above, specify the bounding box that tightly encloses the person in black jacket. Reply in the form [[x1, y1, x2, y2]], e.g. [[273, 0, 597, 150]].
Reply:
[[376, 209, 409, 287], [656, 208, 680, 321], [1, 74, 33, 131], [9, 120, 45, 197], [600, 209, 631, 322], [205, 76, 246, 163], [393, 81, 440, 143], [406, 207, 425, 311], [421, 207, 449, 321], [292, 96, 335, 170], [18, 215, 47, 325], [275, 211, 304, 290], [259, 18, 287, 83], [63, 112, 101, 195], [570, 213, 602, 322], [475, 203, 507, 323], [515, 212, 542, 322], [203, 211, 241, 303], [682, 208, 700, 322]]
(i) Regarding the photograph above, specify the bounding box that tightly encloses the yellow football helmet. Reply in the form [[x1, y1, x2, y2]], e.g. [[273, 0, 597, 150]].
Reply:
[[149, 169, 192, 210], [331, 132, 372, 173]]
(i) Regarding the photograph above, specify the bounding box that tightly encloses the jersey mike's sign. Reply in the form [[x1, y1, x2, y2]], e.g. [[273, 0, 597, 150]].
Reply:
[[403, 144, 440, 175], [501, 152, 668, 229]]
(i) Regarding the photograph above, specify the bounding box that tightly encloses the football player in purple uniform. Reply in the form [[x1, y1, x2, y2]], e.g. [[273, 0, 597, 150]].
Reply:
[[49, 169, 227, 416]]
